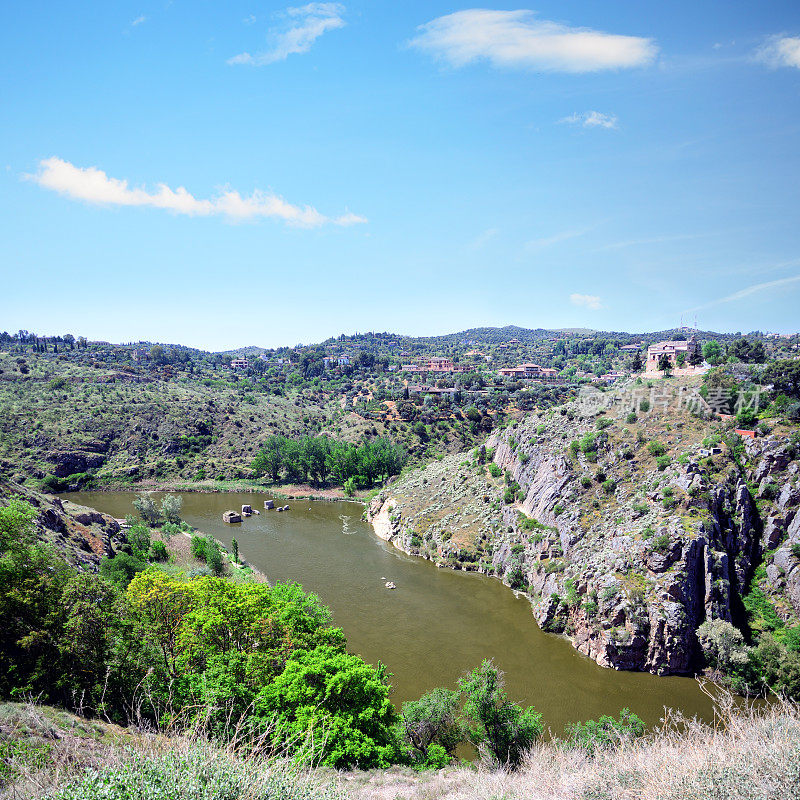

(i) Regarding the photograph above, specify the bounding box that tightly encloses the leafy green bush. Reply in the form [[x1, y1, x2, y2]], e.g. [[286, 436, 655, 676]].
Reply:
[[149, 541, 168, 562], [488, 463, 502, 478], [625, 412, 637, 424], [566, 708, 646, 753], [656, 455, 671, 471], [652, 534, 671, 552], [647, 441, 666, 456], [258, 645, 400, 768], [400, 686, 463, 763], [459, 660, 543, 770], [602, 480, 616, 494]]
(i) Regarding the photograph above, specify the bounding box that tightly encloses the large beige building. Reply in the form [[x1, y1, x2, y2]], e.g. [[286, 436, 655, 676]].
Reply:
[[646, 338, 701, 372]]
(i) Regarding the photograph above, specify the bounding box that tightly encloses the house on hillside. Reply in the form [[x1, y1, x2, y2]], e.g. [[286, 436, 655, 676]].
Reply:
[[230, 357, 249, 370], [646, 338, 701, 373]]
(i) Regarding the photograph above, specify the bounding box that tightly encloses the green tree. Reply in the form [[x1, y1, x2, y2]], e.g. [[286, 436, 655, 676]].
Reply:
[[702, 340, 724, 366], [133, 493, 160, 526], [630, 349, 643, 372], [401, 687, 464, 760], [459, 660, 543, 769], [257, 645, 400, 769], [252, 435, 286, 482], [657, 353, 673, 376], [160, 495, 183, 525], [763, 359, 800, 399]]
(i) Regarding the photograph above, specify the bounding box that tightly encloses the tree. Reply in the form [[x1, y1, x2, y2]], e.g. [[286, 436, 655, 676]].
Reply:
[[459, 660, 543, 769], [252, 435, 287, 482], [160, 495, 183, 525], [401, 686, 464, 760], [630, 349, 643, 372], [133, 493, 160, 526], [231, 537, 239, 563], [257, 645, 400, 768], [657, 353, 673, 377], [150, 345, 166, 364], [763, 359, 800, 399], [689, 347, 703, 366], [702, 340, 724, 366], [675, 351, 686, 368], [697, 619, 749, 673]]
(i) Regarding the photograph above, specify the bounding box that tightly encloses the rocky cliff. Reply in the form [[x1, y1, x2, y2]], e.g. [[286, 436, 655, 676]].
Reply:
[[0, 480, 128, 570], [368, 385, 800, 674]]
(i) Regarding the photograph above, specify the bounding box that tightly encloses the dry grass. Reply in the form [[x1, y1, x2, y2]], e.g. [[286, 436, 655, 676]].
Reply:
[[343, 691, 800, 800], [4, 692, 800, 800]]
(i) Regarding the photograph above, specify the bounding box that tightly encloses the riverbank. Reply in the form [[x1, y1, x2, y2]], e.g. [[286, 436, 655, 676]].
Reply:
[[73, 477, 374, 503]]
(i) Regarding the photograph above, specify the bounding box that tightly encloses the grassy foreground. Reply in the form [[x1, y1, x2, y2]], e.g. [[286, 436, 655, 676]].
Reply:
[[2, 696, 799, 800]]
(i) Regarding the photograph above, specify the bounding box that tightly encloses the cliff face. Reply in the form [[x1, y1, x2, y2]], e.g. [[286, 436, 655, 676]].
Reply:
[[368, 394, 800, 674], [0, 480, 128, 570]]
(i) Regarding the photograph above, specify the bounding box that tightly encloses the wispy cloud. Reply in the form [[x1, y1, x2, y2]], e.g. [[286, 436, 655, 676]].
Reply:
[[594, 231, 720, 252], [468, 227, 499, 250], [526, 223, 599, 250], [570, 293, 602, 310], [243, 14, 257, 26], [753, 35, 800, 69], [409, 9, 657, 73], [28, 157, 366, 228], [131, 15, 147, 27], [559, 110, 618, 129], [229, 3, 345, 66], [683, 274, 800, 313]]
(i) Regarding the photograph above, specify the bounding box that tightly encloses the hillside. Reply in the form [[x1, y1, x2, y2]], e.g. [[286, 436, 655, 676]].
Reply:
[[368, 374, 800, 682]]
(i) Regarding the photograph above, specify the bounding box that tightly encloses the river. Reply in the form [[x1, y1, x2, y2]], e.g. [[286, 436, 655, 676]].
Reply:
[[66, 491, 715, 735]]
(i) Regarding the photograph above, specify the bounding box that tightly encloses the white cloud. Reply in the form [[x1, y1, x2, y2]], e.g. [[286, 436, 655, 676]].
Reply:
[[409, 9, 657, 73], [468, 227, 499, 249], [243, 14, 257, 26], [570, 293, 602, 310], [131, 15, 147, 27], [28, 157, 366, 228], [683, 274, 800, 313], [229, 3, 345, 66], [559, 110, 618, 129], [753, 35, 800, 69]]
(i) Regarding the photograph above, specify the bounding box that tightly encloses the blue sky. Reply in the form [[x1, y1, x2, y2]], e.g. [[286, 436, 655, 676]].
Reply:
[[2, 2, 799, 349]]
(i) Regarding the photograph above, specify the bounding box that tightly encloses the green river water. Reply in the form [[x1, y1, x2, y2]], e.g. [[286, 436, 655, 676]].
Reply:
[[67, 491, 714, 735]]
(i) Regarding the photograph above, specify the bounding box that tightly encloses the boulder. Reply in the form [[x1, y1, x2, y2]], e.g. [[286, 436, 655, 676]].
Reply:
[[223, 510, 242, 523]]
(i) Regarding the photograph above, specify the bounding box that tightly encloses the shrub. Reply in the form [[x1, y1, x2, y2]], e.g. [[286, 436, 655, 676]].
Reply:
[[652, 534, 671, 551], [459, 660, 543, 770], [258, 645, 400, 768], [149, 541, 168, 562], [596, 418, 612, 430], [791, 543, 800, 560], [566, 708, 646, 753], [488, 463, 502, 478], [626, 412, 637, 424], [647, 441, 667, 457], [580, 475, 592, 488], [656, 455, 672, 471], [602, 479, 617, 494], [697, 619, 749, 673], [639, 399, 650, 412]]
